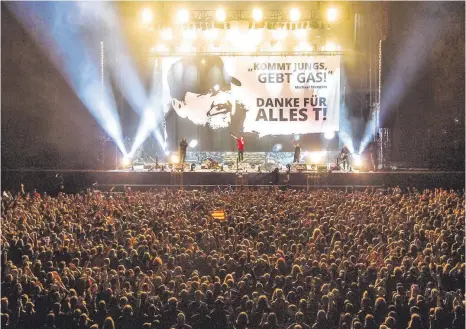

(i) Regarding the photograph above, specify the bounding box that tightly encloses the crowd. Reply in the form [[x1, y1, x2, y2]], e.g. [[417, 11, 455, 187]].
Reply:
[[1, 187, 464, 329]]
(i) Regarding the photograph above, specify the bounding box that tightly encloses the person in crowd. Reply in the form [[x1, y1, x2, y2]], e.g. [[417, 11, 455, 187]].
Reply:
[[0, 187, 464, 329]]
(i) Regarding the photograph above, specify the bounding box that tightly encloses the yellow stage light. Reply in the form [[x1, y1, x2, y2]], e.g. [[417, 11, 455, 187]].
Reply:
[[325, 42, 337, 51], [295, 41, 312, 52], [121, 156, 132, 166], [294, 29, 307, 40], [352, 154, 362, 167], [141, 8, 153, 24], [161, 28, 173, 41], [170, 154, 180, 164], [309, 152, 326, 164], [183, 28, 196, 39], [252, 8, 263, 22], [203, 28, 219, 41], [272, 28, 287, 40], [178, 43, 194, 53], [176, 8, 190, 24], [155, 43, 169, 53], [327, 7, 338, 22], [216, 8, 226, 22], [289, 8, 301, 22]]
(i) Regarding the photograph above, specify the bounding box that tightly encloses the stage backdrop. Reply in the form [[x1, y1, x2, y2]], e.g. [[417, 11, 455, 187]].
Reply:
[[161, 55, 340, 150]]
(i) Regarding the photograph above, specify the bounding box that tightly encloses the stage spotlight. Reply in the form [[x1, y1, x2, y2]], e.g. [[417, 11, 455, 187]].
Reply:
[[178, 43, 194, 53], [189, 139, 198, 148], [203, 28, 219, 41], [294, 29, 307, 40], [141, 8, 153, 24], [353, 154, 362, 167], [273, 144, 283, 152], [324, 41, 337, 51], [309, 151, 325, 164], [155, 43, 169, 53], [295, 41, 312, 52], [183, 28, 196, 39], [216, 8, 226, 22], [324, 131, 336, 140], [327, 7, 338, 22], [161, 28, 173, 41], [289, 8, 301, 22], [272, 28, 287, 40], [176, 8, 190, 24], [121, 156, 132, 166], [252, 8, 263, 22], [170, 154, 180, 164]]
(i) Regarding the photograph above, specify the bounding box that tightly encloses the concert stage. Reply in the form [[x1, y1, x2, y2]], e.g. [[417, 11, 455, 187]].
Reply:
[[2, 169, 464, 193]]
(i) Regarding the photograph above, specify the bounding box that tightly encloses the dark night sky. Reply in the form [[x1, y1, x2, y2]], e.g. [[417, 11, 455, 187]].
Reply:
[[1, 2, 464, 170]]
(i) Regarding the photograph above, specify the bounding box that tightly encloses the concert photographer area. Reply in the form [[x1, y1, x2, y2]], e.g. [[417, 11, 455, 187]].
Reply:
[[1, 2, 465, 329]]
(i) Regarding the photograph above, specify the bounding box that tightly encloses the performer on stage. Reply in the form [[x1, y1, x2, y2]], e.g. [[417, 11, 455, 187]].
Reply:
[[293, 142, 301, 163], [179, 138, 188, 164], [340, 145, 350, 171], [369, 134, 380, 172], [231, 134, 245, 162]]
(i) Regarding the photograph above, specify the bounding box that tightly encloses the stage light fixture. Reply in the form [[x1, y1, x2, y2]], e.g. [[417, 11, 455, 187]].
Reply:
[[183, 28, 196, 39], [176, 8, 190, 24], [178, 43, 195, 53], [216, 8, 226, 22], [170, 154, 180, 164], [252, 8, 263, 22], [352, 154, 362, 167], [294, 29, 307, 40], [141, 8, 153, 24], [324, 131, 336, 140], [189, 139, 198, 148], [324, 41, 337, 51], [295, 41, 312, 52], [155, 43, 169, 53], [272, 28, 287, 40], [203, 28, 219, 41], [121, 156, 132, 166], [289, 8, 301, 22], [309, 151, 326, 164], [286, 164, 291, 173], [327, 8, 338, 22], [161, 28, 173, 41], [272, 144, 283, 152]]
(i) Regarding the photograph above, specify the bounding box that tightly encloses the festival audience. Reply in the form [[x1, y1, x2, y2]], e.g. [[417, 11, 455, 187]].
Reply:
[[1, 187, 464, 329]]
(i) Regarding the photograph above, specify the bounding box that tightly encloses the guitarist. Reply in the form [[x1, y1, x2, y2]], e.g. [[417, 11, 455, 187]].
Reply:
[[340, 145, 350, 171]]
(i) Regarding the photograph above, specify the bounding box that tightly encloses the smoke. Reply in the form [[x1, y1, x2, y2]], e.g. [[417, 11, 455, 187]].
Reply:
[[7, 2, 127, 154], [379, 2, 445, 126]]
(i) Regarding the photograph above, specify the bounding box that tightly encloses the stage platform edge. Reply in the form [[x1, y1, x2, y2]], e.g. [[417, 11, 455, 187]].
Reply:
[[1, 169, 464, 193]]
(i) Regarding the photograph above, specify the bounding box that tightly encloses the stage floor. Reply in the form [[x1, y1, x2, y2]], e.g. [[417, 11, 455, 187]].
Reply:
[[1, 168, 464, 193]]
